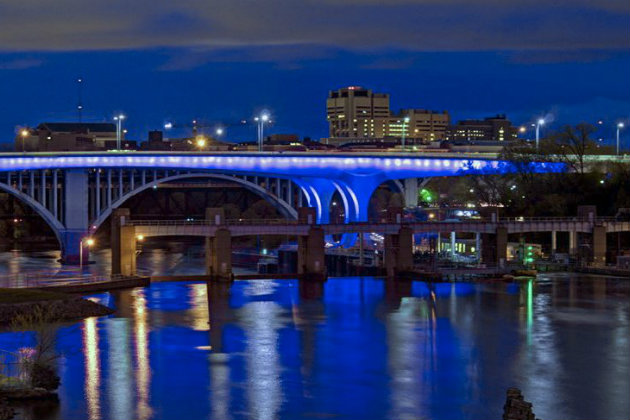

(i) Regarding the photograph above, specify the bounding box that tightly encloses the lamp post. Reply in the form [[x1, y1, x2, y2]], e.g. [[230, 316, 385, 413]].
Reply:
[[195, 135, 207, 150], [535, 118, 545, 150], [401, 116, 410, 151], [20, 129, 29, 152], [254, 113, 270, 152], [617, 122, 625, 156], [113, 114, 125, 150], [79, 237, 95, 270]]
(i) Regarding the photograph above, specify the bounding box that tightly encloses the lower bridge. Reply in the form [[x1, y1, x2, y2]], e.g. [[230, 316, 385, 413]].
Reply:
[[111, 207, 630, 281]]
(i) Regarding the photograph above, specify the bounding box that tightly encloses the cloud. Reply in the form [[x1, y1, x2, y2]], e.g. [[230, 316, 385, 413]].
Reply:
[[0, 0, 627, 54]]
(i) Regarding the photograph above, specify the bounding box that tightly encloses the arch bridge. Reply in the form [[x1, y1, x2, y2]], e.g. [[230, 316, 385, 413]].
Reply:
[[0, 152, 564, 263]]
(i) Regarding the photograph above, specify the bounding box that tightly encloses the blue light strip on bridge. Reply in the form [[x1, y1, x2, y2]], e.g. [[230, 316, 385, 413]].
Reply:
[[0, 153, 565, 179]]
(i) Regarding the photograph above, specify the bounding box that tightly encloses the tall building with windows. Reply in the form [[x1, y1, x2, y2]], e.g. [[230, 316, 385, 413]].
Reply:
[[447, 115, 518, 142], [326, 86, 390, 138], [326, 87, 450, 144]]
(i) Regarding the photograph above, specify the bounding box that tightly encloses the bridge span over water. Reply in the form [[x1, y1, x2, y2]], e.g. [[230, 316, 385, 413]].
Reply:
[[0, 151, 566, 262]]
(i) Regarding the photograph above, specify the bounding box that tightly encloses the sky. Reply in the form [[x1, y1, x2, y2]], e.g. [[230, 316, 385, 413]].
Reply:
[[0, 0, 629, 144]]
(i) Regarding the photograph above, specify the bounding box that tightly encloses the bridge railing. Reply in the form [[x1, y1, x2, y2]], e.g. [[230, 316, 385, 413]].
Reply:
[[124, 216, 627, 227]]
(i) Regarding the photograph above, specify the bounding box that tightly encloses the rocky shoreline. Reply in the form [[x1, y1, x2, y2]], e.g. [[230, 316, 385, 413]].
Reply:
[[0, 296, 114, 326]]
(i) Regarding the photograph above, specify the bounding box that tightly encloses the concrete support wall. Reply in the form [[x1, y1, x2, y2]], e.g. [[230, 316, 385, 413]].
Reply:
[[206, 228, 233, 282], [111, 208, 137, 275], [297, 227, 326, 279], [497, 227, 508, 266], [482, 227, 508, 266], [384, 226, 414, 277], [592, 225, 607, 266], [60, 169, 89, 263], [569, 230, 577, 255], [403, 177, 418, 207]]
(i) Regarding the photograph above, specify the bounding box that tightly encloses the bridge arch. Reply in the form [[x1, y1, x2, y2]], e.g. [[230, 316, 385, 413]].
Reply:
[[90, 173, 298, 232], [0, 183, 65, 246]]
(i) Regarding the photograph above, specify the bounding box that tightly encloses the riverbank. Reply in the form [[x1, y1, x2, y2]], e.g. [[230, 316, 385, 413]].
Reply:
[[0, 288, 114, 326]]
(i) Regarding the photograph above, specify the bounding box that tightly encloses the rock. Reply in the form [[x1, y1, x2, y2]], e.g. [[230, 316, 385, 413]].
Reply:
[[503, 387, 539, 420]]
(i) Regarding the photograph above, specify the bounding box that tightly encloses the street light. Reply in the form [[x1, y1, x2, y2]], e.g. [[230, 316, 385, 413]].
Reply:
[[20, 129, 29, 152], [113, 114, 125, 150], [535, 118, 545, 150], [617, 122, 625, 156], [401, 116, 410, 151], [254, 113, 270, 152], [195, 135, 207, 149], [216, 127, 224, 137], [79, 237, 95, 270]]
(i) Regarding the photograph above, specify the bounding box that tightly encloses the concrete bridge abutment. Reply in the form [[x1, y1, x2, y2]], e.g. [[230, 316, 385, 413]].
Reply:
[[111, 208, 137, 276], [297, 208, 326, 281], [205, 208, 233, 282]]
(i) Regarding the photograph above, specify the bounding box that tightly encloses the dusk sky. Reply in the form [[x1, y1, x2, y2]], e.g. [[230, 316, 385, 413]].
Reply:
[[1, 0, 629, 143]]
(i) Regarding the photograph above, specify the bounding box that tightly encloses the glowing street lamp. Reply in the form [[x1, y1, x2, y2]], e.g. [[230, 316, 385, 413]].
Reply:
[[401, 116, 410, 151], [20, 128, 29, 152], [254, 113, 270, 152], [216, 127, 224, 137], [535, 118, 545, 150], [195, 135, 207, 149], [113, 114, 125, 150], [79, 237, 95, 270], [617, 122, 625, 156]]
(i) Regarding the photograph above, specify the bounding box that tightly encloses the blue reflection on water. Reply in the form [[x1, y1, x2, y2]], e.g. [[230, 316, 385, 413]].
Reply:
[[0, 275, 628, 420]]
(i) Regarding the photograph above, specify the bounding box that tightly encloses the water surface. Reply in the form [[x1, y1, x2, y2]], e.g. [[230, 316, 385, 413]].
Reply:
[[0, 273, 628, 420]]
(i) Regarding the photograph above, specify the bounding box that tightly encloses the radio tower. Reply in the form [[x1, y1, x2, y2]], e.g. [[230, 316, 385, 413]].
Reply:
[[77, 77, 84, 122]]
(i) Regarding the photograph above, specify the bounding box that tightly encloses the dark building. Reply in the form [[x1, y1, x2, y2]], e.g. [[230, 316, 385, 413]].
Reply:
[[15, 122, 119, 151], [447, 114, 518, 142]]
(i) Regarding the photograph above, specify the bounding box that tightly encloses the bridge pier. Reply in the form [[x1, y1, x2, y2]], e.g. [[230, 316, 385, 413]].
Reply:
[[592, 225, 607, 266], [297, 208, 326, 280], [60, 169, 89, 264], [111, 208, 137, 276], [205, 208, 233, 282], [481, 227, 507, 267], [384, 226, 414, 277]]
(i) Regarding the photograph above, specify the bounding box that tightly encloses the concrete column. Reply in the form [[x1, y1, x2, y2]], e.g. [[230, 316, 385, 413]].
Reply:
[[403, 177, 418, 207], [208, 228, 232, 282], [18, 172, 23, 192], [450, 231, 456, 259], [40, 170, 46, 205], [141, 170, 146, 185], [95, 170, 100, 216], [275, 178, 281, 198], [551, 230, 557, 255], [287, 181, 293, 207], [298, 187, 303, 207], [475, 232, 481, 262], [496, 227, 508, 267], [592, 225, 607, 266], [298, 207, 317, 225], [297, 227, 326, 280], [29, 172, 35, 197], [384, 226, 414, 277], [52, 170, 58, 219], [118, 169, 123, 199], [130, 170, 134, 191], [569, 230, 577, 256], [107, 170, 112, 208], [60, 169, 89, 264], [111, 208, 136, 275]]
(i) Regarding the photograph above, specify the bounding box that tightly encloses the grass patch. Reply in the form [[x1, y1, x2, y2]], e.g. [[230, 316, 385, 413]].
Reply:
[[0, 288, 70, 305]]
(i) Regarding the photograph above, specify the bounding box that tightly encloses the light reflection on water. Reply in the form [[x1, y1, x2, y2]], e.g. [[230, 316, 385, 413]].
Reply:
[[0, 254, 628, 419]]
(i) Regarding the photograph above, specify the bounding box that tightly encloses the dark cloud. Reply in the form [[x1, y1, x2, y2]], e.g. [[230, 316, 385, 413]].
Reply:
[[0, 0, 627, 53]]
